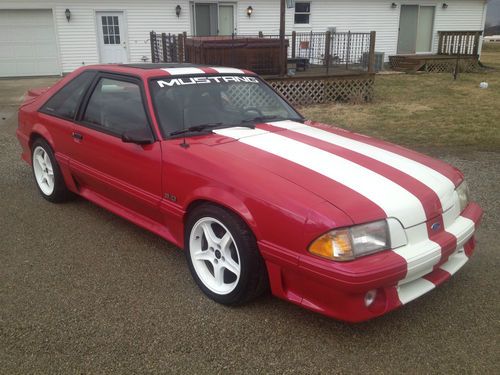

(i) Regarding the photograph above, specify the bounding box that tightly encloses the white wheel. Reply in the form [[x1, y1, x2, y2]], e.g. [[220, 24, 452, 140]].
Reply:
[[185, 204, 268, 305], [32, 145, 55, 196], [31, 138, 72, 203], [189, 217, 241, 295]]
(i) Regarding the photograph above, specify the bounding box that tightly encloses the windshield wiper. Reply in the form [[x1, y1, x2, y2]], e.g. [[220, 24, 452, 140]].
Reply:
[[169, 123, 223, 137], [240, 115, 283, 124], [169, 122, 255, 137], [239, 115, 306, 124]]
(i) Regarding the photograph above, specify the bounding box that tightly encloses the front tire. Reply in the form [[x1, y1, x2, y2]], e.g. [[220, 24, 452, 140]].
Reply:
[[185, 204, 268, 305], [31, 138, 72, 203]]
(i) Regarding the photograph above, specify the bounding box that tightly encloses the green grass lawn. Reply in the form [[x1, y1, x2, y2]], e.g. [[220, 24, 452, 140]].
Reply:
[[299, 45, 500, 152]]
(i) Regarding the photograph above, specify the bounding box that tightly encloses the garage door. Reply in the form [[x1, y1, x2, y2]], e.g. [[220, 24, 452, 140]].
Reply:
[[0, 9, 60, 77]]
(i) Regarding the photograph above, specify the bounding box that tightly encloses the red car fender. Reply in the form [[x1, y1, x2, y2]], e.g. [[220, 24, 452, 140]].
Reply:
[[30, 122, 55, 151], [28, 122, 79, 193], [183, 186, 262, 240]]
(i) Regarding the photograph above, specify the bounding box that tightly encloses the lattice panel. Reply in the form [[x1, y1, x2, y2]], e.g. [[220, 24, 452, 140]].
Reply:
[[226, 83, 276, 109], [389, 56, 407, 70], [268, 77, 374, 105], [390, 55, 479, 73], [425, 59, 480, 73]]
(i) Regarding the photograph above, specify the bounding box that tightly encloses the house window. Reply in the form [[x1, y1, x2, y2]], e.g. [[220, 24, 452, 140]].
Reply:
[[294, 2, 311, 24], [190, 2, 235, 36], [101, 16, 121, 44]]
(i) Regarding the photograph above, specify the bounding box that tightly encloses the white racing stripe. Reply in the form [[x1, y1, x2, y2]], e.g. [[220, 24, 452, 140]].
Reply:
[[162, 67, 206, 75], [394, 239, 442, 285], [269, 120, 457, 211], [440, 250, 468, 275], [397, 246, 469, 304], [215, 128, 426, 227], [215, 127, 269, 139], [211, 67, 245, 74], [398, 278, 435, 304], [446, 215, 475, 248]]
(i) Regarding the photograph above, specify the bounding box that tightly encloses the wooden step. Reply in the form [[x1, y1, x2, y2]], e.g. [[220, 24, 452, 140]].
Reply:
[[390, 58, 425, 72]]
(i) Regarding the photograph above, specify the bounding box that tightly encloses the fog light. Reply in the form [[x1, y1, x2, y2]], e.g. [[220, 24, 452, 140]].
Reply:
[[364, 290, 377, 307]]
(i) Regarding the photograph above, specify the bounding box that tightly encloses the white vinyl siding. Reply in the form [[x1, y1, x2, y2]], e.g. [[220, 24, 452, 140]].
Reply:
[[239, 0, 486, 60], [52, 1, 190, 71], [0, 0, 487, 75]]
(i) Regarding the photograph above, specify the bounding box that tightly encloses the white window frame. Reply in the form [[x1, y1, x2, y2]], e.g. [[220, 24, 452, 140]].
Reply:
[[189, 1, 237, 36], [294, 2, 311, 25]]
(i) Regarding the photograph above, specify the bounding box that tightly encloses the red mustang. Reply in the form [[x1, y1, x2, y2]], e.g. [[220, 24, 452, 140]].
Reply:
[[16, 64, 483, 322]]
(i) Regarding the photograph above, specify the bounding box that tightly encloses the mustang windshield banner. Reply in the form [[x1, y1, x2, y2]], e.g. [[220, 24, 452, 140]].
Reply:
[[157, 76, 259, 88]]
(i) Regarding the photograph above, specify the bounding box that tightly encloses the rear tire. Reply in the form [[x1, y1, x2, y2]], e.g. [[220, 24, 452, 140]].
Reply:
[[31, 138, 72, 203], [185, 203, 268, 305]]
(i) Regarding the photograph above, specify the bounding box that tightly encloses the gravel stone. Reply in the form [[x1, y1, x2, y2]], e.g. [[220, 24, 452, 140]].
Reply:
[[1, 78, 498, 374]]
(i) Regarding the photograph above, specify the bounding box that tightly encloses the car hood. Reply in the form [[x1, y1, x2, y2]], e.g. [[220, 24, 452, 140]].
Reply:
[[201, 120, 462, 228]]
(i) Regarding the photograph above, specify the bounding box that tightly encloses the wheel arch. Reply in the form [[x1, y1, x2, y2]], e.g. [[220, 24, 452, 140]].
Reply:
[[28, 128, 78, 194], [184, 194, 262, 242], [29, 124, 55, 150]]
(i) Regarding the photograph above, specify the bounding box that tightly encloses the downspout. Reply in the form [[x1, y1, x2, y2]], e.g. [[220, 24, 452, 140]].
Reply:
[[478, 0, 488, 57]]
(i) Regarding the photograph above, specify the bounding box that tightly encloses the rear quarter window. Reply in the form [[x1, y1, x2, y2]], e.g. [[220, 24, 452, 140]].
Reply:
[[40, 71, 96, 120]]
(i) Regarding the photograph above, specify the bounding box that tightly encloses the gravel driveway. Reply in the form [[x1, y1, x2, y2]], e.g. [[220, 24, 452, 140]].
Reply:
[[1, 77, 499, 374]]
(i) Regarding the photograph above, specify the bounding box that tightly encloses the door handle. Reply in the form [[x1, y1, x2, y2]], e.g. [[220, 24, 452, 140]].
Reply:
[[72, 132, 83, 141]]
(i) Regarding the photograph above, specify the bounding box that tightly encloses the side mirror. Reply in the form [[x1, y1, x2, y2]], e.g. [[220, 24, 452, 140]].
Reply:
[[121, 129, 154, 145]]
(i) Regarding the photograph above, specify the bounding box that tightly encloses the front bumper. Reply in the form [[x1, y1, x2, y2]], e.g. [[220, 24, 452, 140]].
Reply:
[[260, 202, 483, 322]]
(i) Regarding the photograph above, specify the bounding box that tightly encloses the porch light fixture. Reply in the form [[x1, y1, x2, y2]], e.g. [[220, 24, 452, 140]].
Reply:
[[65, 8, 71, 22], [391, 2, 397, 8], [175, 5, 181, 17], [442, 3, 448, 9], [246, 6, 253, 17]]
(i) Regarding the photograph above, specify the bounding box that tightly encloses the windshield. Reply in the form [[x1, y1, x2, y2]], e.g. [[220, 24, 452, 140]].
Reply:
[[150, 75, 302, 137]]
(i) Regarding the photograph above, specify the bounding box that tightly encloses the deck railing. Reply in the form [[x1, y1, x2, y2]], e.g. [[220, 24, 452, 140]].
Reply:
[[437, 30, 483, 56], [261, 31, 375, 71], [150, 30, 376, 76]]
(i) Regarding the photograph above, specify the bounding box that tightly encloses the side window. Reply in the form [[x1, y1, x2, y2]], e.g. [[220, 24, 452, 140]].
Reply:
[[41, 71, 95, 119], [82, 77, 149, 135]]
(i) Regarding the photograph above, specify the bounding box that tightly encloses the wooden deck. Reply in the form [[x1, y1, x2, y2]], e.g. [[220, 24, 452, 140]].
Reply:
[[265, 71, 375, 105], [150, 31, 377, 104], [389, 54, 479, 73], [389, 31, 482, 73], [262, 64, 368, 79]]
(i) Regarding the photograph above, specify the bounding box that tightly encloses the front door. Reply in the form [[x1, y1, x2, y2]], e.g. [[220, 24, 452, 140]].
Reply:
[[70, 74, 162, 222], [97, 12, 128, 63], [193, 3, 218, 36], [397, 5, 418, 54], [397, 5, 435, 54], [218, 5, 235, 35]]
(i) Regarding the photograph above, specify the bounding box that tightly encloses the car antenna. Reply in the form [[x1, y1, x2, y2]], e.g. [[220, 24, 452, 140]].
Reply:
[[180, 106, 190, 149]]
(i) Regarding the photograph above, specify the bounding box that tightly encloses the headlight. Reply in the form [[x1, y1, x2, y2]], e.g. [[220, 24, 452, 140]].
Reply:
[[456, 181, 470, 212], [308, 220, 390, 261]]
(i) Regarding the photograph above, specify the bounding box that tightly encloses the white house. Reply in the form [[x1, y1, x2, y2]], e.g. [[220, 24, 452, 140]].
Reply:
[[0, 0, 488, 77], [484, 35, 500, 42]]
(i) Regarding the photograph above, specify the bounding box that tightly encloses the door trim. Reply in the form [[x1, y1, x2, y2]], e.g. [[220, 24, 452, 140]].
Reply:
[[396, 4, 436, 55], [219, 2, 237, 35], [75, 71, 158, 141], [416, 5, 436, 54], [189, 1, 237, 35], [94, 10, 129, 63]]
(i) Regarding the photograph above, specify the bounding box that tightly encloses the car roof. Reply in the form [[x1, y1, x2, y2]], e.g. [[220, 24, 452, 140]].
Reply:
[[77, 63, 256, 79]]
